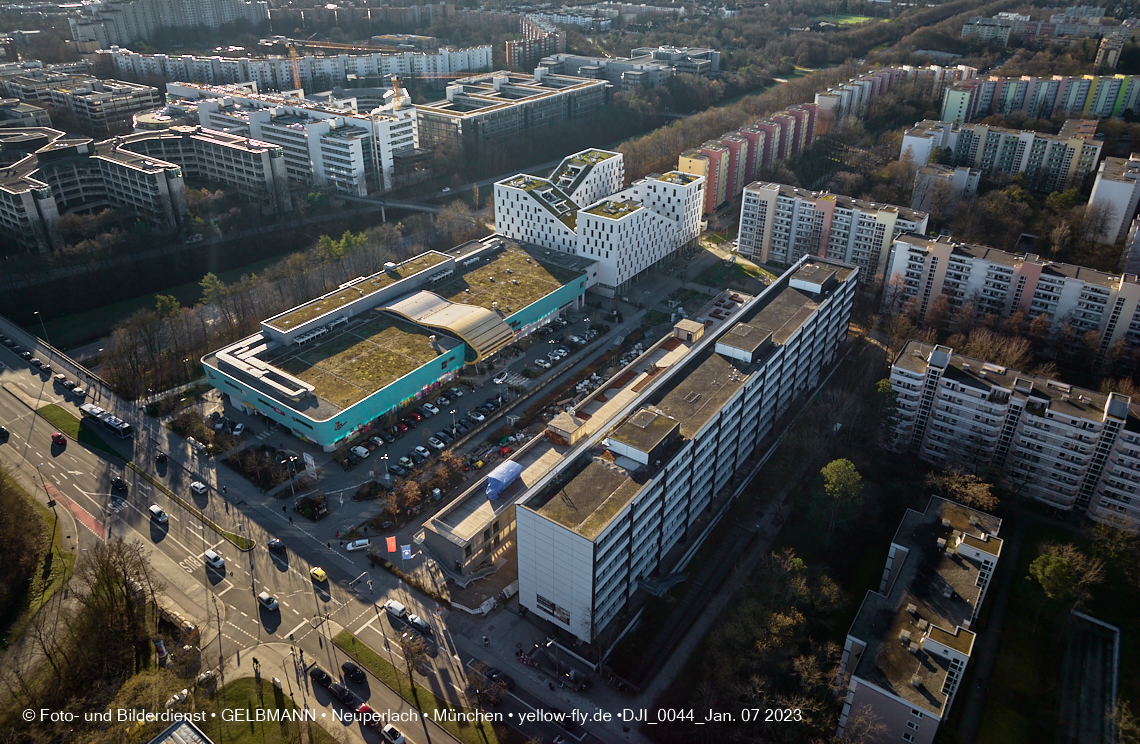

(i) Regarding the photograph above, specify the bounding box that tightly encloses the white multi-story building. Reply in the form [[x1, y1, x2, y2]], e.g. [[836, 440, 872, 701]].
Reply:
[[166, 82, 416, 194], [911, 164, 981, 215], [0, 124, 292, 252], [69, 0, 269, 48], [889, 341, 1140, 526], [47, 78, 162, 132], [1088, 155, 1140, 244], [106, 45, 493, 91], [737, 181, 928, 282], [902, 118, 1103, 193], [837, 496, 1003, 744], [509, 257, 857, 641], [883, 234, 1140, 358], [495, 149, 703, 295]]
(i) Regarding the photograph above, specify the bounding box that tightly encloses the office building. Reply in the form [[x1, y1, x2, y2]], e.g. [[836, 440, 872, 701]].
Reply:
[[902, 119, 1102, 193], [203, 238, 595, 450], [495, 149, 702, 295], [911, 164, 981, 215], [0, 98, 50, 128], [1088, 155, 1140, 244], [0, 125, 291, 251], [165, 82, 417, 194], [737, 182, 928, 281], [48, 78, 162, 132], [415, 70, 607, 150], [883, 234, 1140, 357], [889, 341, 1140, 526], [960, 16, 1015, 44], [538, 46, 719, 90], [421, 256, 856, 638], [506, 17, 566, 70], [837, 496, 1003, 744], [69, 0, 269, 48], [106, 45, 493, 92]]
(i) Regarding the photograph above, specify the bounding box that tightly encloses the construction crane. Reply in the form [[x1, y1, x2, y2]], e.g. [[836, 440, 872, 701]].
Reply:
[[287, 42, 301, 91]]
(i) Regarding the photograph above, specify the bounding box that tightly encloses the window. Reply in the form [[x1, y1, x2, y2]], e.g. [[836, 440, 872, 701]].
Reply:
[[464, 545, 472, 557], [907, 721, 920, 731], [911, 710, 923, 719], [902, 734, 915, 743]]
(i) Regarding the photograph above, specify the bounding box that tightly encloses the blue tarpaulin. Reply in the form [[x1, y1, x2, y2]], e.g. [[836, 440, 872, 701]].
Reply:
[[486, 461, 524, 500]]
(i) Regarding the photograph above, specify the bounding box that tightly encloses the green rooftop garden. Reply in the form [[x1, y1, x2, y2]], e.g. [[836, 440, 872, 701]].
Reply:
[[585, 200, 641, 219], [267, 252, 448, 330], [437, 244, 581, 316], [654, 171, 699, 185], [267, 316, 442, 409]]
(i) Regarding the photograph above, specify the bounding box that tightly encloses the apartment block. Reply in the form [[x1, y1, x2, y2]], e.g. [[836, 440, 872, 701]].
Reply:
[[837, 496, 1002, 744], [911, 164, 980, 215], [678, 142, 727, 215], [883, 233, 1140, 358], [107, 45, 493, 90], [1, 127, 186, 251], [511, 257, 857, 641], [940, 74, 1140, 123], [961, 16, 1014, 44], [530, 11, 611, 31], [902, 118, 1103, 193], [889, 341, 1140, 525], [495, 149, 702, 295], [166, 82, 417, 194], [738, 182, 928, 281], [506, 17, 565, 70], [415, 70, 606, 150], [538, 46, 719, 90], [1088, 155, 1140, 244], [69, 0, 268, 48], [1097, 34, 1128, 69]]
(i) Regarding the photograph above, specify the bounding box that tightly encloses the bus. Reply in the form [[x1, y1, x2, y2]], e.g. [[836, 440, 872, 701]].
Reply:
[[79, 402, 133, 439]]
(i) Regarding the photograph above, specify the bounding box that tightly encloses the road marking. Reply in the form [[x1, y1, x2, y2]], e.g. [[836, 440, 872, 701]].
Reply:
[[356, 615, 378, 635], [283, 619, 309, 639], [240, 611, 248, 618], [215, 584, 233, 597]]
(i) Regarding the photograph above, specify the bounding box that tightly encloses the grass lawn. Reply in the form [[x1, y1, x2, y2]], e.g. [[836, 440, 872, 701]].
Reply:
[[201, 677, 340, 744], [41, 255, 282, 349], [695, 261, 775, 291], [334, 630, 523, 744], [820, 13, 877, 23], [37, 403, 125, 461], [0, 470, 76, 644]]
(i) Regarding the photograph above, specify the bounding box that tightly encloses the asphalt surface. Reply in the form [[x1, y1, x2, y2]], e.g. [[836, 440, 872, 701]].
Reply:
[[0, 336, 597, 744]]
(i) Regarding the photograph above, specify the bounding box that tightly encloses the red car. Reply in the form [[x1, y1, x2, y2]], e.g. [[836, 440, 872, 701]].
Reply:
[[51, 432, 66, 447], [355, 703, 381, 728], [396, 421, 410, 433], [409, 411, 424, 422]]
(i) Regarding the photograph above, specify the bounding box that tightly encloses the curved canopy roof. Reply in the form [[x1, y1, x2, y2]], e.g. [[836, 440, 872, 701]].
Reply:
[[385, 290, 514, 362]]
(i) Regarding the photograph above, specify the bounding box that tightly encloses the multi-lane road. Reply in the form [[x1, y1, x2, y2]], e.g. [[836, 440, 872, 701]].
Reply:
[[0, 340, 594, 744]]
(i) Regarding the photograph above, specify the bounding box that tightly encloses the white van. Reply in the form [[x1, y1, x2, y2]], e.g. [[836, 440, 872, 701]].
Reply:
[[351, 446, 370, 459], [345, 538, 370, 552], [383, 599, 407, 619]]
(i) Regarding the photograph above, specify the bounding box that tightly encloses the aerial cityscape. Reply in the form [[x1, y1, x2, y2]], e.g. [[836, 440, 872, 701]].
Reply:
[[2, 0, 1140, 743]]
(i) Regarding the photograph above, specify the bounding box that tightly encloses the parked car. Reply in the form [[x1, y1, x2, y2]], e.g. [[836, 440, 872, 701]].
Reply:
[[40, 364, 53, 375], [342, 661, 367, 684], [448, 387, 464, 398], [398, 456, 414, 469], [436, 395, 450, 406], [427, 436, 446, 450], [435, 430, 453, 444], [20, 351, 32, 360], [409, 411, 424, 422], [484, 398, 501, 410], [190, 481, 208, 495], [71, 387, 86, 398], [410, 450, 428, 465], [232, 423, 246, 436], [341, 455, 359, 472], [370, 436, 386, 448], [345, 539, 370, 552], [396, 421, 410, 433], [389, 463, 408, 478], [414, 445, 431, 459], [381, 724, 406, 744], [309, 667, 333, 687], [535, 358, 551, 369], [492, 372, 510, 385], [407, 613, 432, 635], [422, 402, 440, 415], [355, 703, 381, 728], [468, 410, 486, 422], [350, 446, 370, 459]]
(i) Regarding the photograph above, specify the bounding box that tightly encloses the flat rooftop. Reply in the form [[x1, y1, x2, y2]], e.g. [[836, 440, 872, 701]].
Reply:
[[610, 408, 680, 452], [585, 199, 641, 219], [264, 315, 457, 410], [849, 498, 1002, 716], [434, 243, 582, 315], [266, 253, 450, 332], [535, 456, 647, 539], [654, 354, 749, 438]]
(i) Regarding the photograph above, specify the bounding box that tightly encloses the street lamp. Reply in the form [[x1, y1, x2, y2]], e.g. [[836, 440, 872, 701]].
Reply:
[[449, 409, 457, 432], [34, 311, 52, 366], [380, 452, 390, 483], [182, 357, 191, 382]]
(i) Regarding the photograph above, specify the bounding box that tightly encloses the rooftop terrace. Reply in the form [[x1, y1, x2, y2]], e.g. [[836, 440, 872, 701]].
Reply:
[[585, 199, 641, 219]]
